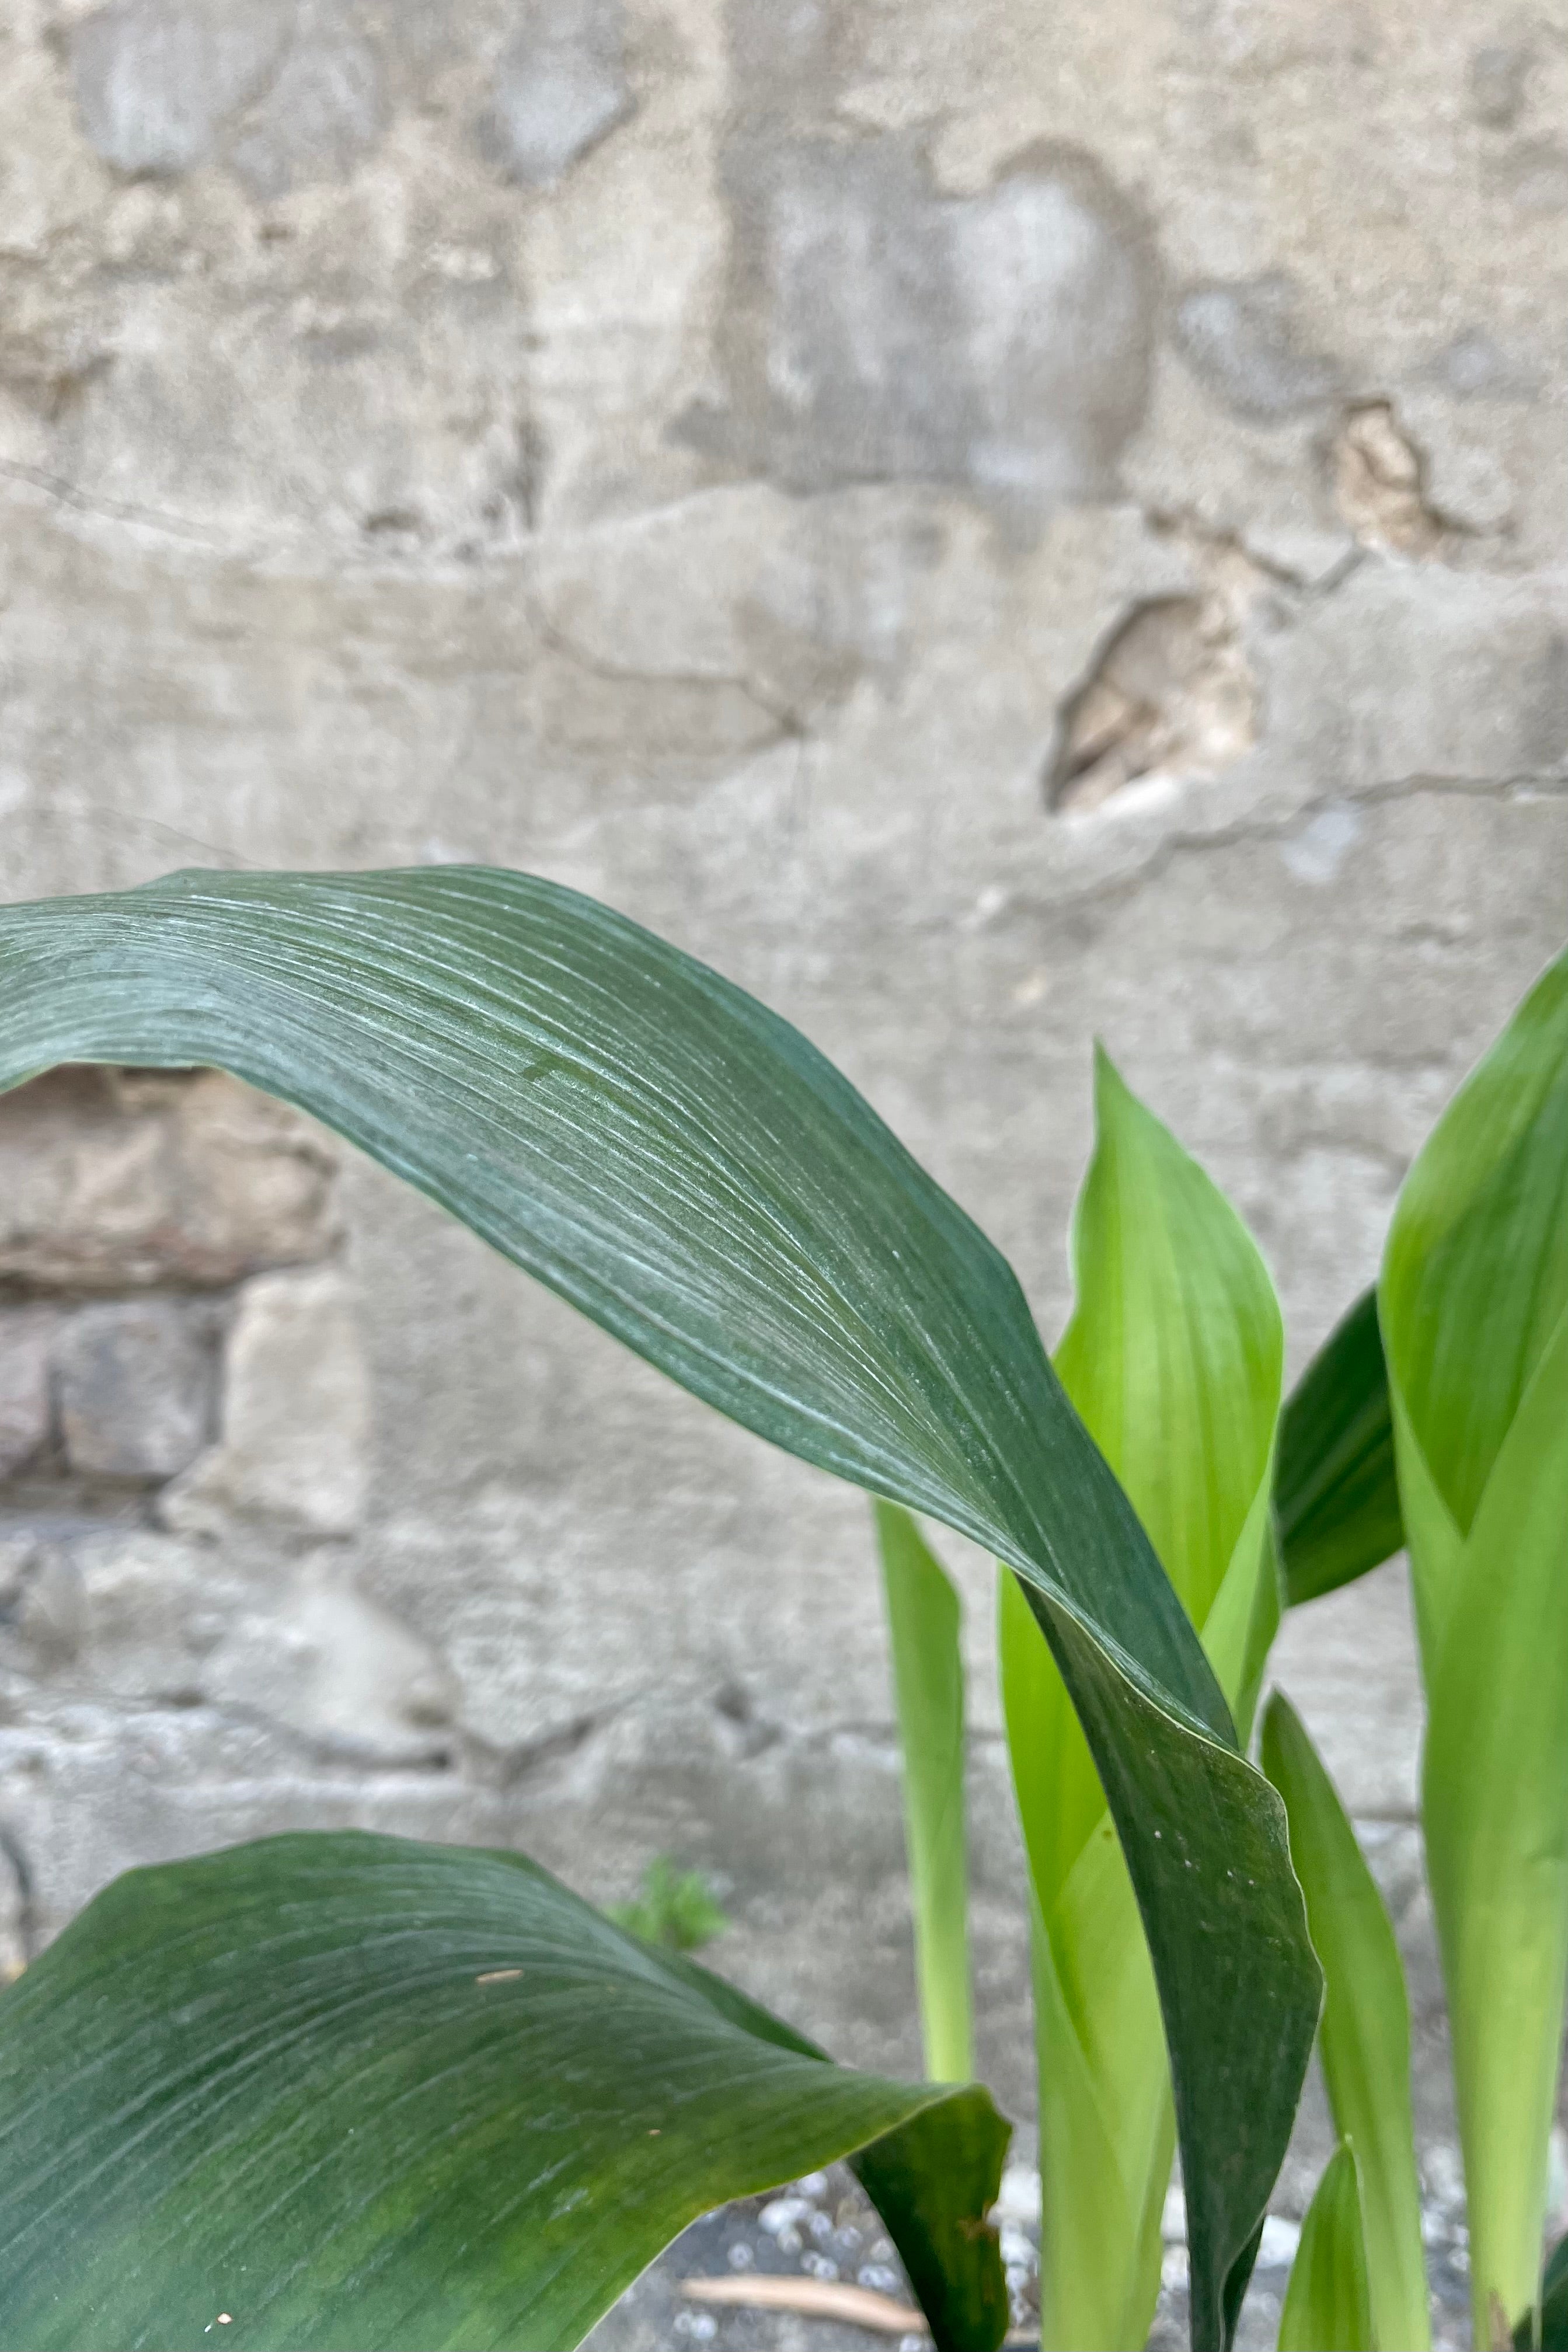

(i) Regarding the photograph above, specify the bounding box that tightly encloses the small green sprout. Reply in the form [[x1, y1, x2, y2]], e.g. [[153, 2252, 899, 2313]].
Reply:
[[609, 1858, 730, 1954]]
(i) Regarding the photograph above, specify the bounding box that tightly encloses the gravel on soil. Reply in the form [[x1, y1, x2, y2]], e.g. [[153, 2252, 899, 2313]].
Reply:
[[586, 2152, 1480, 2352]]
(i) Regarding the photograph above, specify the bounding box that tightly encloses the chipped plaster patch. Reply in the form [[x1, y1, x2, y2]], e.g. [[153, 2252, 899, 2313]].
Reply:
[[1332, 402, 1446, 559], [1048, 535, 1266, 815]]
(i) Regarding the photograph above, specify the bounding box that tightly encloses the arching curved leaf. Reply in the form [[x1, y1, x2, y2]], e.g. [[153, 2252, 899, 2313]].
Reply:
[[0, 868, 1319, 2350], [0, 1831, 1008, 2352]]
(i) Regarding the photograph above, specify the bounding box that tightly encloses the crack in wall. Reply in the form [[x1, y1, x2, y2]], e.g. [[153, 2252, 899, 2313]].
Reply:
[[1030, 769, 1568, 925], [526, 593, 808, 752], [0, 457, 234, 548]]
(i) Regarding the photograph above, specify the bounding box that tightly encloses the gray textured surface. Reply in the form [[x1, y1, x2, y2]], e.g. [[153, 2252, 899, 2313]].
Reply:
[[1, 0, 1566, 2314]]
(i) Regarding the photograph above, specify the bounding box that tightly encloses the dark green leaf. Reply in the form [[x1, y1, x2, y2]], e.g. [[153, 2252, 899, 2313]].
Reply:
[[0, 1831, 1008, 2352], [1520, 2231, 1568, 2349], [1276, 1288, 1404, 1607], [853, 2089, 1010, 2352], [0, 867, 1320, 2350]]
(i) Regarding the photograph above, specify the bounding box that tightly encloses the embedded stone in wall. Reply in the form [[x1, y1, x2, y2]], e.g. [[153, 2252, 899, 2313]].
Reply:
[[0, 1537, 87, 1674], [69, 0, 292, 176], [1173, 271, 1343, 423], [1469, 41, 1531, 128], [161, 1267, 370, 1538], [695, 138, 1154, 513], [1425, 327, 1536, 402], [227, 12, 385, 201], [65, 1529, 225, 1707], [54, 1300, 216, 1482], [0, 1308, 57, 1480], [479, 0, 630, 188], [204, 1563, 457, 1765], [0, 1068, 339, 1294]]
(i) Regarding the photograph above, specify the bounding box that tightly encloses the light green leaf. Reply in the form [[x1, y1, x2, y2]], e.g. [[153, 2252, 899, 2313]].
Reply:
[[1262, 1694, 1427, 2352], [0, 870, 1319, 2352], [1054, 1051, 1284, 1637], [1383, 951, 1568, 1549], [0, 1831, 1008, 2352], [1001, 1048, 1290, 2350], [1278, 2143, 1375, 2352], [1382, 943, 1568, 2342], [876, 1501, 974, 2083], [1420, 1316, 1568, 2349], [1275, 1287, 1403, 1607]]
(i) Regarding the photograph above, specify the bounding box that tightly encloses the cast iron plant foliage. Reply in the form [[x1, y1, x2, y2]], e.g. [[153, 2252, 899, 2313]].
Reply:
[[868, 931, 1568, 2352], [1259, 937, 1568, 2352], [0, 866, 1322, 2352], [879, 1046, 1290, 2351], [932, 929, 1568, 2352]]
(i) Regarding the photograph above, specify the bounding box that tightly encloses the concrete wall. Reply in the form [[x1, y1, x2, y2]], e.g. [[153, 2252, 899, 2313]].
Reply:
[[1, 0, 1566, 2176]]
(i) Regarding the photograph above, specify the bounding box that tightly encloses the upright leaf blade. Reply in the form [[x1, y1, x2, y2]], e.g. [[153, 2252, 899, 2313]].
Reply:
[[1278, 2144, 1375, 2352], [1262, 1694, 1428, 2351], [1054, 1051, 1284, 1642], [1003, 1048, 1292, 2350], [1276, 1287, 1403, 1607], [1384, 952, 1568, 1549], [0, 869, 1319, 2352], [0, 1832, 1009, 2352], [876, 1501, 974, 2083], [1382, 943, 1568, 2343], [1420, 1319, 1568, 2352]]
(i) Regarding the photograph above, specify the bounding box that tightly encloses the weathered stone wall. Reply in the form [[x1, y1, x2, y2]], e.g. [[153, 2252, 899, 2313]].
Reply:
[[1, 0, 1566, 2224]]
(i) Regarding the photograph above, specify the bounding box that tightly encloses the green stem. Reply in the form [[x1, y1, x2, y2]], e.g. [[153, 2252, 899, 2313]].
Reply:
[[876, 1501, 974, 2082]]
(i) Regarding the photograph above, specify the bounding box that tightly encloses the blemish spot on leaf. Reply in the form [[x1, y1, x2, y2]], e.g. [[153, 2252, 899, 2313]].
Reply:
[[475, 1968, 524, 1985]]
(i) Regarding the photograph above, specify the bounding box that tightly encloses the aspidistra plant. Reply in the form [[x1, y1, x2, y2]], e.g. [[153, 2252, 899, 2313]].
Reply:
[[1259, 939, 1568, 2351], [881, 1049, 1290, 2349], [1004, 1048, 1288, 2351], [0, 868, 1320, 2352], [1382, 942, 1568, 2349]]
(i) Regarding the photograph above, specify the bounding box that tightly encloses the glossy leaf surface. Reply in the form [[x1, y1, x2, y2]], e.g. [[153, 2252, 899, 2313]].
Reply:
[[1276, 1287, 1403, 1607], [0, 869, 1319, 2351], [1382, 942, 1568, 2343], [1277, 2144, 1374, 2352], [1002, 1049, 1291, 2350], [1262, 1693, 1427, 2351], [876, 1500, 973, 2083], [0, 1832, 1009, 2352]]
